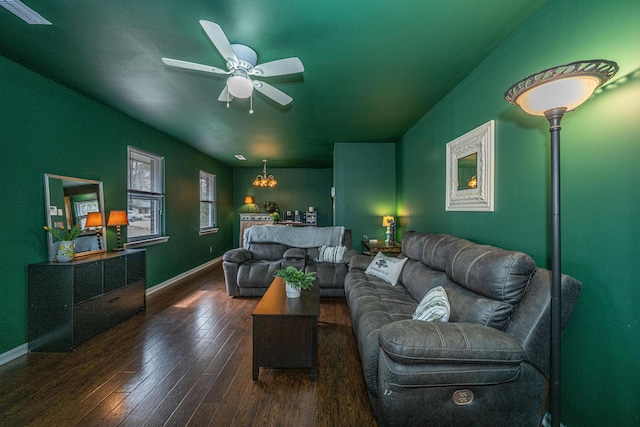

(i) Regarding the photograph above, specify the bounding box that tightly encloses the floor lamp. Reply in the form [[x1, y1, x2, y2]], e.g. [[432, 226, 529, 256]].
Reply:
[[505, 60, 617, 427]]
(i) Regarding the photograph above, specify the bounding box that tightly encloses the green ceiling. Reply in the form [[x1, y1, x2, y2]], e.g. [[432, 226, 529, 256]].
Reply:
[[0, 0, 548, 168]]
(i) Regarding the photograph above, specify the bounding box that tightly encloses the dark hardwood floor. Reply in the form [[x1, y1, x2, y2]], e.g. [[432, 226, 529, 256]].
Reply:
[[0, 263, 377, 426]]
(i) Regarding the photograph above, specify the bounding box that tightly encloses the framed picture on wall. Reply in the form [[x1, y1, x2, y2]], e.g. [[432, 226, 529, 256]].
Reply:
[[445, 120, 494, 212]]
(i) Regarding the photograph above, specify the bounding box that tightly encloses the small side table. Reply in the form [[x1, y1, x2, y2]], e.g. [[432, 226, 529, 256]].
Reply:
[[361, 240, 402, 257]]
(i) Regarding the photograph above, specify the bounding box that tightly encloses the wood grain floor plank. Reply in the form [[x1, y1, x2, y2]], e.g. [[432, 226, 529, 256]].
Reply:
[[0, 264, 377, 427]]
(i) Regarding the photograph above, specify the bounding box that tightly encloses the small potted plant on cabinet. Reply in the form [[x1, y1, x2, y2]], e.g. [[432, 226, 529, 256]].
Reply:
[[274, 265, 316, 298]]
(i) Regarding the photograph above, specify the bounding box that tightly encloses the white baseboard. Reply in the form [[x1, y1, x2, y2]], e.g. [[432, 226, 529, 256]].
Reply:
[[0, 258, 222, 367], [0, 343, 28, 366], [146, 256, 222, 296]]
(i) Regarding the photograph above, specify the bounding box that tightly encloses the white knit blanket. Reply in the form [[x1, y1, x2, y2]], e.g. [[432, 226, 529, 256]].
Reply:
[[243, 225, 345, 249]]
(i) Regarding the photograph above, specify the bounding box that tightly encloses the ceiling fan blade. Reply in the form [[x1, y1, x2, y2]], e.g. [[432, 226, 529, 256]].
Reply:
[[162, 58, 230, 74], [199, 20, 237, 63], [250, 57, 304, 77], [217, 86, 235, 102], [253, 81, 293, 106]]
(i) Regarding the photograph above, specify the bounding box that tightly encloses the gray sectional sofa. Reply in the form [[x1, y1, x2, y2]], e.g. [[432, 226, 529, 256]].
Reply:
[[344, 231, 582, 427], [223, 225, 357, 297]]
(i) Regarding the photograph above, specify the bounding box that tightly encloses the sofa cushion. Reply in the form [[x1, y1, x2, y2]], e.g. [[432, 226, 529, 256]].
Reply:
[[305, 261, 349, 289], [420, 233, 463, 271], [413, 286, 450, 322], [236, 260, 284, 288], [446, 243, 535, 304], [222, 248, 251, 263], [364, 252, 408, 285], [443, 283, 516, 330], [379, 320, 524, 368], [344, 269, 415, 397], [283, 247, 306, 260], [316, 245, 346, 263], [398, 260, 450, 300], [247, 242, 289, 260], [400, 231, 429, 261]]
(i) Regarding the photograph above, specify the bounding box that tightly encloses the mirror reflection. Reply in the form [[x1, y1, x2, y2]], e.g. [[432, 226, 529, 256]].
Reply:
[[44, 174, 107, 261], [457, 153, 478, 190]]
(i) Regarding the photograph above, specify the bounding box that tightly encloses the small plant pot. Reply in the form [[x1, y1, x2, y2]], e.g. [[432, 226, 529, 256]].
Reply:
[[285, 282, 301, 298]]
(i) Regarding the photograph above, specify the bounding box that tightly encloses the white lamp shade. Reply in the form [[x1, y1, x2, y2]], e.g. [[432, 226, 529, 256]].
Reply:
[[505, 60, 618, 117], [515, 76, 601, 116], [227, 73, 254, 98]]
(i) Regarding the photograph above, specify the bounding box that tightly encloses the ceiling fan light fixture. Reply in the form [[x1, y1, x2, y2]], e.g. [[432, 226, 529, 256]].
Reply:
[[227, 70, 254, 98]]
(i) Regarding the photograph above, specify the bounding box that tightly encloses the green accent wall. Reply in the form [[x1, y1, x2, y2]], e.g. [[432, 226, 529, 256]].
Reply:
[[334, 143, 396, 250], [232, 168, 333, 246], [398, 0, 640, 424], [0, 55, 234, 355]]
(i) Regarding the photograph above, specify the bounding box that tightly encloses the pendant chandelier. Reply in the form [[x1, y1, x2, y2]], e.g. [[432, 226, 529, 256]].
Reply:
[[253, 159, 277, 188]]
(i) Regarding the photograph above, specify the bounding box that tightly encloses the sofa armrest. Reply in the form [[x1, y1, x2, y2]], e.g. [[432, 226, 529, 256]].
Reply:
[[283, 247, 306, 260], [222, 248, 251, 264], [379, 320, 524, 365], [349, 254, 373, 271]]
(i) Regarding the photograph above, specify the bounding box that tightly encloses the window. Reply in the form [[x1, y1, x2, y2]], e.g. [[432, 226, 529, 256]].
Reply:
[[200, 171, 217, 232], [128, 146, 164, 242]]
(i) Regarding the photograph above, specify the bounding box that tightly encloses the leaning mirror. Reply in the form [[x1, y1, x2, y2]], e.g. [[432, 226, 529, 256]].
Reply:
[[44, 174, 107, 261], [445, 120, 494, 211]]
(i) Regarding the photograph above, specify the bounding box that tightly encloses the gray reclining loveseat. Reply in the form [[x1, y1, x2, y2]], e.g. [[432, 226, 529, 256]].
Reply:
[[344, 231, 582, 427], [223, 225, 357, 297]]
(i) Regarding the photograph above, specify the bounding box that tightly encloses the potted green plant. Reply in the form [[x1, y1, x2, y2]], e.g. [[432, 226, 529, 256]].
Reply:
[[274, 265, 316, 298]]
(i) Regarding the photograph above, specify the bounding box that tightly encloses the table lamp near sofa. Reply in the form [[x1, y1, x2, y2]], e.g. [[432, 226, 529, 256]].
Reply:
[[107, 210, 129, 251], [505, 59, 617, 427], [382, 215, 395, 244]]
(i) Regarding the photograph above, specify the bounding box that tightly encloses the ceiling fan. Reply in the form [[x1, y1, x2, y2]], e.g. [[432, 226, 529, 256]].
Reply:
[[162, 20, 304, 110]]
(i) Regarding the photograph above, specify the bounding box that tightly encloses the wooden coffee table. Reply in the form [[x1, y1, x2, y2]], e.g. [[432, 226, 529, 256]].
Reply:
[[252, 277, 320, 381]]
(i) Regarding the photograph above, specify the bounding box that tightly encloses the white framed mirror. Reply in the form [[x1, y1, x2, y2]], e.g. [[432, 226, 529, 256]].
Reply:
[[445, 120, 494, 211], [44, 174, 107, 260]]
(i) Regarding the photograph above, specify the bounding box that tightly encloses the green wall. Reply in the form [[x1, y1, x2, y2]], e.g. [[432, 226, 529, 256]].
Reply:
[[398, 0, 640, 424], [334, 143, 396, 250], [232, 167, 333, 246], [0, 56, 234, 355]]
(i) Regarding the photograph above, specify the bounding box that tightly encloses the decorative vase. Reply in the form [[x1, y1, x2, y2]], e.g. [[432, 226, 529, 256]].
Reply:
[[56, 240, 75, 263], [285, 282, 301, 298]]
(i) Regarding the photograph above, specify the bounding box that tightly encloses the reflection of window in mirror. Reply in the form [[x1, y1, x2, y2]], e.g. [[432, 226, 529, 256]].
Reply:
[[74, 198, 100, 229], [457, 153, 477, 190]]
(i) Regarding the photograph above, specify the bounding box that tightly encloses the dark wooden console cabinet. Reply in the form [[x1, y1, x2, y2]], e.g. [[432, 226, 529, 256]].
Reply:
[[28, 249, 146, 352]]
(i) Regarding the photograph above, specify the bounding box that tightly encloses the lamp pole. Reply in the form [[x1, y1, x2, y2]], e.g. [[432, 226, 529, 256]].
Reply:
[[545, 107, 566, 427], [505, 59, 618, 427]]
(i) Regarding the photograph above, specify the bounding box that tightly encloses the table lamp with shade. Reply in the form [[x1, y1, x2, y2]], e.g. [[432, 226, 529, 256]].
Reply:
[[107, 210, 129, 251], [504, 59, 617, 427], [244, 195, 255, 212], [382, 215, 395, 244], [84, 211, 103, 250]]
